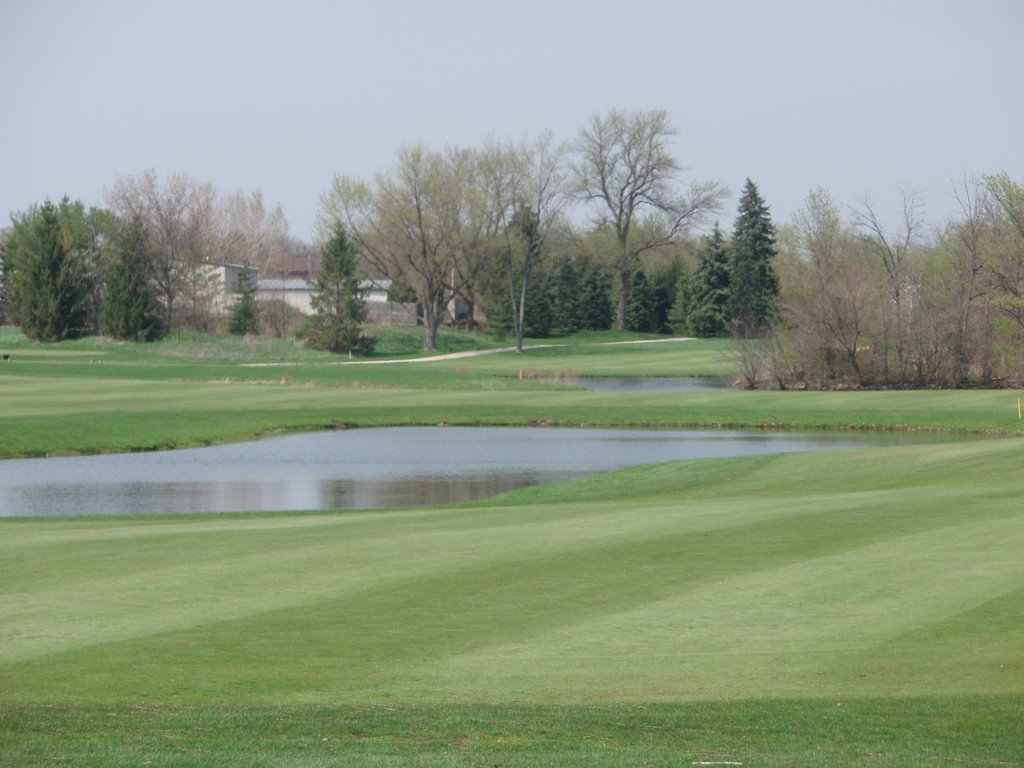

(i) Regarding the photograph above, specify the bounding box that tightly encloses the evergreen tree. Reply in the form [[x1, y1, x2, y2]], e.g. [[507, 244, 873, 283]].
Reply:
[[688, 224, 732, 337], [488, 277, 552, 339], [301, 224, 375, 355], [486, 286, 514, 339], [728, 179, 779, 334], [227, 269, 259, 335], [649, 259, 684, 333], [524, 278, 554, 338], [0, 244, 8, 325], [100, 215, 163, 341], [3, 199, 92, 341], [578, 257, 614, 330], [77, 207, 116, 332], [626, 266, 654, 332], [667, 265, 692, 335], [549, 255, 581, 333]]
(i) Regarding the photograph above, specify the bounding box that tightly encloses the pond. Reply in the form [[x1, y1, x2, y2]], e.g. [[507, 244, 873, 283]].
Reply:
[[574, 377, 731, 392], [0, 426, 964, 517]]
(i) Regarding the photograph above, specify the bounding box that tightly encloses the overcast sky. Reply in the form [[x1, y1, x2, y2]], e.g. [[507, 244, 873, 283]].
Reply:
[[2, 0, 1021, 242]]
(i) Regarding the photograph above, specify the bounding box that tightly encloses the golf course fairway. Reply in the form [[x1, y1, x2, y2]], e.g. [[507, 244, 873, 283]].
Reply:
[[2, 438, 1022, 766], [1, 330, 1022, 765]]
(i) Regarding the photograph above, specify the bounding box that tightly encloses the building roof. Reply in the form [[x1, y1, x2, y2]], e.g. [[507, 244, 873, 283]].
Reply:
[[257, 278, 392, 292], [258, 278, 312, 291]]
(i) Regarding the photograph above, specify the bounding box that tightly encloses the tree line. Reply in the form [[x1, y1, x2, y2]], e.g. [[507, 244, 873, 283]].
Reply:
[[0, 170, 290, 341], [1, 108, 1022, 386], [759, 175, 1024, 388], [320, 109, 740, 351]]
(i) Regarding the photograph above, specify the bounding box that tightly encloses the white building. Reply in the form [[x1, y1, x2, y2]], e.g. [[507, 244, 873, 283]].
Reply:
[[206, 263, 259, 316], [256, 278, 392, 315]]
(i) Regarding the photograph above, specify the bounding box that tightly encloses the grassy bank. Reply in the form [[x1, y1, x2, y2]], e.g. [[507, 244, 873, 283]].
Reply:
[[1, 375, 1021, 457], [1, 329, 1022, 457], [2, 440, 1023, 764]]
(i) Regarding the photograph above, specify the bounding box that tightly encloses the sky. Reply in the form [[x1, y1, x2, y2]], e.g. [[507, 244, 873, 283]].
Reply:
[[1, 0, 1022, 242]]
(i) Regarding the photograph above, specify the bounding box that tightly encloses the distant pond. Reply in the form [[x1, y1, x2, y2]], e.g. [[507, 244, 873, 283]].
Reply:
[[0, 426, 963, 517], [575, 377, 731, 392]]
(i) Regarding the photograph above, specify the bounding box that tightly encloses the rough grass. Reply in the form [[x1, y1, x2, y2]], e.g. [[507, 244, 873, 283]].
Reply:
[[2, 698, 1020, 767]]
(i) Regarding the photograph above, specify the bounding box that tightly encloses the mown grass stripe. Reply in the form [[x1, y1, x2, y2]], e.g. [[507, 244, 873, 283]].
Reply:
[[3, 440, 1022, 706]]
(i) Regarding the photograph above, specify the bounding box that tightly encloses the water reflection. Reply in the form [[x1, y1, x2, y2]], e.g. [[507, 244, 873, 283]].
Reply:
[[319, 472, 570, 510], [0, 426, 963, 517], [575, 377, 731, 392]]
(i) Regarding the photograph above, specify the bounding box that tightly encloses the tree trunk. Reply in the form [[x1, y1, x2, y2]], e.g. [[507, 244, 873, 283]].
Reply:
[[616, 267, 629, 331], [514, 281, 527, 354], [423, 296, 446, 351], [162, 288, 174, 333]]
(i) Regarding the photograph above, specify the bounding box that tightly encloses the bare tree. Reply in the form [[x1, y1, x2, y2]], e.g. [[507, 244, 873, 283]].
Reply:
[[106, 170, 218, 332], [787, 188, 874, 385], [573, 108, 727, 330], [479, 133, 570, 352], [943, 176, 995, 383], [218, 190, 288, 273], [852, 188, 926, 383], [982, 173, 1024, 333], [322, 145, 490, 350], [107, 171, 291, 333]]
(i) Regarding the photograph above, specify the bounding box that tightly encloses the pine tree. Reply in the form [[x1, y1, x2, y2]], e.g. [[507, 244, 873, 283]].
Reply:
[[101, 215, 163, 341], [0, 248, 8, 325], [578, 257, 614, 331], [488, 277, 552, 339], [549, 255, 581, 333], [523, 279, 554, 338], [627, 266, 654, 332], [486, 286, 514, 340], [728, 179, 779, 334], [667, 265, 692, 335], [3, 199, 92, 341], [649, 260, 684, 333], [687, 224, 731, 337], [227, 269, 259, 336], [302, 224, 375, 355]]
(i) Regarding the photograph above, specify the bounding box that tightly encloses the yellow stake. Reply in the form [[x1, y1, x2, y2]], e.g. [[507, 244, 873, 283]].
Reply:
[[1018, 397, 1022, 420]]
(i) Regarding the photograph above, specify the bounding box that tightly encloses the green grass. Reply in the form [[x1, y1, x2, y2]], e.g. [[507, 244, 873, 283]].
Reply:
[[1, 327, 1023, 764], [444, 336, 737, 378], [0, 328, 734, 398], [2, 440, 1023, 764], [1, 374, 1021, 457], [0, 329, 1021, 458], [0, 325, 497, 359], [2, 698, 1020, 767], [0, 327, 732, 383]]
